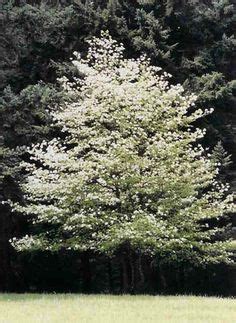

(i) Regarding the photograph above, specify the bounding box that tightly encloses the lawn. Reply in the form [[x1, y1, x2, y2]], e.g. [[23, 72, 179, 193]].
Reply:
[[0, 294, 235, 323]]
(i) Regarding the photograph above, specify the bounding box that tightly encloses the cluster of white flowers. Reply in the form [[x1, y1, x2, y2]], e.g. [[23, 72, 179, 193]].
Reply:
[[10, 235, 44, 251], [10, 32, 234, 263]]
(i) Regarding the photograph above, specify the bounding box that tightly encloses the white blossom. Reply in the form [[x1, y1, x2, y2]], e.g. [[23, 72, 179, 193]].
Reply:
[[10, 32, 235, 264]]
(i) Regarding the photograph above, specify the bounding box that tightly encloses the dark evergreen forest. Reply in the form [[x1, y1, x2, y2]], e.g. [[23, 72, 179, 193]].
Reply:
[[0, 0, 235, 295]]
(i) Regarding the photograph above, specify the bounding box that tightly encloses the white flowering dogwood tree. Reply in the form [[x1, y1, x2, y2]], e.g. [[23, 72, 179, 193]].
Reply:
[[11, 32, 234, 274]]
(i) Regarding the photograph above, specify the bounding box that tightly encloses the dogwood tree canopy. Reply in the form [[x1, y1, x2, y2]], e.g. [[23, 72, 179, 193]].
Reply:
[[11, 32, 234, 265]]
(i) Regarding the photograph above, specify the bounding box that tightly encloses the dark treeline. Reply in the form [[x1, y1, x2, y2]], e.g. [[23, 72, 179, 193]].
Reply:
[[0, 0, 236, 294]]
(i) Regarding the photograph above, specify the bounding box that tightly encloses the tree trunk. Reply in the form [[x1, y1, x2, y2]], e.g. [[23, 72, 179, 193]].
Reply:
[[121, 255, 129, 293], [129, 252, 135, 293], [0, 203, 11, 291], [81, 252, 92, 293], [107, 258, 113, 293], [159, 263, 167, 292], [137, 254, 145, 288]]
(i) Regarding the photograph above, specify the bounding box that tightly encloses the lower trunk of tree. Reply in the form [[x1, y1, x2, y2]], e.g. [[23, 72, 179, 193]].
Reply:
[[120, 251, 146, 294], [159, 263, 167, 292], [107, 259, 113, 293], [0, 206, 11, 291], [81, 252, 92, 293], [129, 252, 135, 293], [121, 255, 129, 293], [137, 254, 145, 290]]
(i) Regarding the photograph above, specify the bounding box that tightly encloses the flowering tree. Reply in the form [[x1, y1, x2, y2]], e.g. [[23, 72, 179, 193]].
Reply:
[[11, 32, 234, 289]]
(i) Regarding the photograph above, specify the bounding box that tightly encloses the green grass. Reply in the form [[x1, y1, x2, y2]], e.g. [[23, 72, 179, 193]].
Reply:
[[0, 294, 235, 323]]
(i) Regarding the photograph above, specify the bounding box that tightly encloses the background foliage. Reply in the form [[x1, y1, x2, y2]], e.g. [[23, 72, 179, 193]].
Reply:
[[0, 0, 235, 294]]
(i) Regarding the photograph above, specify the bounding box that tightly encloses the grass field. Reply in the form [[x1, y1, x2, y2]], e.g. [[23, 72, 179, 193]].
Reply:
[[0, 294, 235, 323]]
